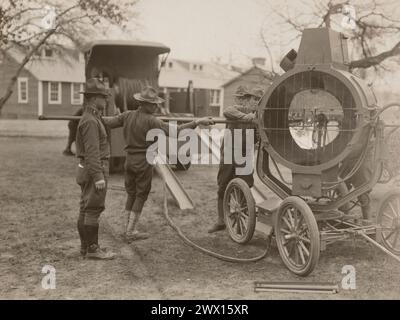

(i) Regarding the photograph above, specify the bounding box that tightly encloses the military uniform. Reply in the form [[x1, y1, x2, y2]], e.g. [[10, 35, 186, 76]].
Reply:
[[76, 106, 110, 226], [105, 108, 197, 213], [209, 85, 260, 233], [75, 78, 115, 260], [104, 86, 212, 242], [63, 107, 83, 156], [217, 104, 257, 198]]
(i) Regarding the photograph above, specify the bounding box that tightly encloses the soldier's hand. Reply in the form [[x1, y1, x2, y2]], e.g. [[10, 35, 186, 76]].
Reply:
[[196, 117, 214, 126], [95, 179, 106, 190], [243, 113, 256, 121]]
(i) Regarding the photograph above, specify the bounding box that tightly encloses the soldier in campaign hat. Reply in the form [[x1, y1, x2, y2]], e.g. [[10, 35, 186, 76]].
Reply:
[[208, 85, 260, 233], [104, 86, 214, 242], [75, 78, 116, 259]]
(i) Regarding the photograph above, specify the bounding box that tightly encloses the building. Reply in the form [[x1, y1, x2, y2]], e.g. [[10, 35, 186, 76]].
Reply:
[[159, 58, 239, 117], [222, 58, 275, 109], [0, 46, 85, 118]]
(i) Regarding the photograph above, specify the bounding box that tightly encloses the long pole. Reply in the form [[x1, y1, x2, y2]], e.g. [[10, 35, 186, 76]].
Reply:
[[358, 231, 400, 264], [38, 114, 247, 124]]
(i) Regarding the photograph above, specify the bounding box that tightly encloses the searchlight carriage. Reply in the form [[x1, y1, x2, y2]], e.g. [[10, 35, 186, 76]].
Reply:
[[222, 28, 400, 276]]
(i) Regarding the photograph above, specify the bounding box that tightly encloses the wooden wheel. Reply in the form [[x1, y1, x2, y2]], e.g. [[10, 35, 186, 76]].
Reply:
[[376, 191, 400, 255], [223, 178, 256, 244], [275, 196, 320, 276]]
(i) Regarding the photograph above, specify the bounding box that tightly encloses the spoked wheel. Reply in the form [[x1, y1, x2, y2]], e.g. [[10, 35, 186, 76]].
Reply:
[[376, 191, 400, 255], [223, 178, 256, 244], [275, 196, 320, 276]]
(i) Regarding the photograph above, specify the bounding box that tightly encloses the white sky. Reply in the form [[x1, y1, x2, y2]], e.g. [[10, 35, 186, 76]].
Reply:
[[132, 0, 400, 95], [135, 0, 270, 64]]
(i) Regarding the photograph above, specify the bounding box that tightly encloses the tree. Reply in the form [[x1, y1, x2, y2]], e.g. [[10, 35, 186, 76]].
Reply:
[[0, 0, 138, 113], [260, 0, 400, 72]]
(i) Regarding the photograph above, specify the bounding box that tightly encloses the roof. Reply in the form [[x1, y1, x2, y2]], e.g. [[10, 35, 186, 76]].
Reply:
[[222, 66, 275, 87], [82, 40, 170, 54], [7, 47, 84, 83], [159, 58, 239, 90]]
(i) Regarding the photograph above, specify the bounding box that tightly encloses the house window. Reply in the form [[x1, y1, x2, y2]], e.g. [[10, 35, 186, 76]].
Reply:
[[199, 65, 203, 71], [210, 89, 221, 106], [71, 83, 83, 105], [193, 64, 197, 71], [168, 62, 173, 68], [17, 78, 28, 103], [48, 82, 62, 104]]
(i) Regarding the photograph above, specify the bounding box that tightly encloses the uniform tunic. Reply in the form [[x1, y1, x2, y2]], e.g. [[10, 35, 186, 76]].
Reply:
[[75, 106, 109, 226], [105, 107, 197, 212], [67, 108, 84, 146], [217, 104, 257, 198]]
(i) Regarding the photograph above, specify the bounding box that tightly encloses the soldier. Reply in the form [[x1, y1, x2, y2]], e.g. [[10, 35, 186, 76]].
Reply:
[[104, 86, 214, 242], [208, 85, 259, 233], [75, 78, 116, 260], [63, 107, 83, 156]]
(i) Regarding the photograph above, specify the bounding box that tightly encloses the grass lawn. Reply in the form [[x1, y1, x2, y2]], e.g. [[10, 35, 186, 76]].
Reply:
[[1, 135, 400, 299]]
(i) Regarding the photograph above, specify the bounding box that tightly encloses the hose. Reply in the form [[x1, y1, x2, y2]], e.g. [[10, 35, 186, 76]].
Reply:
[[162, 184, 272, 263]]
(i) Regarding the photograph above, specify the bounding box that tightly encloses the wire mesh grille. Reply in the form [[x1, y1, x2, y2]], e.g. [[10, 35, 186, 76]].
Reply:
[[262, 71, 357, 166]]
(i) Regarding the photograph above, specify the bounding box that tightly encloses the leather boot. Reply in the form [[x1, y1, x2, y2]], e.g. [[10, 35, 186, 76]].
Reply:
[[124, 210, 131, 233], [85, 225, 116, 260], [77, 218, 87, 256], [125, 211, 149, 242], [208, 197, 226, 233]]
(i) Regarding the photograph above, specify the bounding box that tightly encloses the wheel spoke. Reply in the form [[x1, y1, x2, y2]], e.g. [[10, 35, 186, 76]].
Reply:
[[229, 195, 238, 210], [297, 243, 306, 265], [293, 210, 298, 229], [294, 243, 300, 265], [280, 228, 291, 234], [388, 202, 398, 218], [382, 212, 394, 221], [384, 229, 396, 241], [239, 216, 247, 233], [298, 235, 311, 244], [286, 240, 295, 259], [231, 216, 238, 228], [241, 208, 248, 218], [236, 216, 242, 235], [287, 208, 295, 228], [299, 240, 310, 257], [282, 216, 292, 230], [391, 230, 400, 248], [297, 214, 304, 230]]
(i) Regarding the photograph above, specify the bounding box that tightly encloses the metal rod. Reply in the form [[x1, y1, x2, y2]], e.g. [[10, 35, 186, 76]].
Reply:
[[358, 231, 400, 264], [108, 185, 126, 192], [38, 114, 248, 124], [254, 288, 338, 294], [254, 282, 339, 294]]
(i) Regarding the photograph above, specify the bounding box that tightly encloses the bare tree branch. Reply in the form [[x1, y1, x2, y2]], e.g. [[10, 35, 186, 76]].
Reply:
[[349, 40, 400, 69]]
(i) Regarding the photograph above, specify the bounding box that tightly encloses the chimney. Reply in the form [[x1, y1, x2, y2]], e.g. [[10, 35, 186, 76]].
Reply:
[[252, 57, 266, 67]]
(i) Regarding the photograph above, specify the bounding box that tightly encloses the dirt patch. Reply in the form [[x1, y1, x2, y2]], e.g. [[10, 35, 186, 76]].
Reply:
[[1, 136, 400, 299]]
